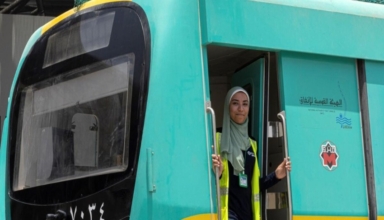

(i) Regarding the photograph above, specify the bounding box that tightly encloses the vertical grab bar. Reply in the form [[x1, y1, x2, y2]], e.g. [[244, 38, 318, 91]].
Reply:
[[277, 111, 292, 220], [206, 106, 221, 220]]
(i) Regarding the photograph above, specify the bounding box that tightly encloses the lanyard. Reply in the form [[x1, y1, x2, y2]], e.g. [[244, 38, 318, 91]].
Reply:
[[242, 150, 247, 174], [239, 150, 248, 188]]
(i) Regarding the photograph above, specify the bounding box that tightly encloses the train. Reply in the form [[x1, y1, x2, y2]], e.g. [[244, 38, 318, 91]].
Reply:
[[0, 0, 383, 219]]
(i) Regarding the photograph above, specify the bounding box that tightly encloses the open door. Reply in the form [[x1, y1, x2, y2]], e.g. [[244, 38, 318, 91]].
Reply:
[[231, 54, 290, 220], [231, 57, 266, 171], [278, 51, 369, 219]]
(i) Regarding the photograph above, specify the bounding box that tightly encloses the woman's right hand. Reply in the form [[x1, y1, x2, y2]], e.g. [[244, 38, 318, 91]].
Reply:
[[212, 154, 223, 176]]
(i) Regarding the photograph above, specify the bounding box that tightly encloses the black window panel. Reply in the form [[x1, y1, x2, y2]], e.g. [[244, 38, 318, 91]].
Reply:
[[8, 5, 150, 218]]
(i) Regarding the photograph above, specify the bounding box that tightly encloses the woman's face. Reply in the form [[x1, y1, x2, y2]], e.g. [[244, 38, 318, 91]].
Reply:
[[229, 92, 249, 124]]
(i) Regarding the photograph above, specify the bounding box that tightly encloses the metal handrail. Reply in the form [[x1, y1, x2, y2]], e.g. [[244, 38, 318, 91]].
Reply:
[[206, 106, 221, 220], [277, 111, 292, 220]]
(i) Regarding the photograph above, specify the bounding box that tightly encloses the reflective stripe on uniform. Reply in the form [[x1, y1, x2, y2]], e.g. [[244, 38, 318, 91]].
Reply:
[[217, 132, 260, 220], [253, 193, 260, 202], [220, 187, 229, 195]]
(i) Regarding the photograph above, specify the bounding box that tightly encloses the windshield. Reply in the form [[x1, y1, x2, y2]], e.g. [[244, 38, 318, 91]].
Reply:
[[13, 54, 134, 191]]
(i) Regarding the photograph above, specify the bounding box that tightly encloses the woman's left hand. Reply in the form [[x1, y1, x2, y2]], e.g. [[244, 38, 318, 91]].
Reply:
[[275, 157, 291, 179]]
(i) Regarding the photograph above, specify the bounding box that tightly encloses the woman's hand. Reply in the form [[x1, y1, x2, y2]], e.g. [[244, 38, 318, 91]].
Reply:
[[212, 154, 224, 176], [275, 157, 291, 179]]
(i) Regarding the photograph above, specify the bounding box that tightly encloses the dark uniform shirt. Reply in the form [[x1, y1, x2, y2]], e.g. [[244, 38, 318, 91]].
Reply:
[[227, 146, 280, 220]]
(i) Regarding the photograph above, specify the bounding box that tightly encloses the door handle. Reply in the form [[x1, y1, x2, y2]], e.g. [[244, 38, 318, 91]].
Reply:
[[277, 111, 292, 220], [206, 104, 221, 220], [268, 121, 283, 138]]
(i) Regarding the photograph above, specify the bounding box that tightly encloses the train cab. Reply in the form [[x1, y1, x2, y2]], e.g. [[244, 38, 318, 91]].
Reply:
[[1, 1, 150, 219], [0, 0, 384, 220]]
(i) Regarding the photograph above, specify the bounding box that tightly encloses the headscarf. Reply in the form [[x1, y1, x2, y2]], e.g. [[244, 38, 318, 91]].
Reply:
[[220, 87, 250, 176]]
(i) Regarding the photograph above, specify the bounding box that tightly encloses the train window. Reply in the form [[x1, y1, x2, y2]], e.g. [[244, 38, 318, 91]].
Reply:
[[43, 11, 115, 68], [13, 54, 134, 191], [9, 3, 150, 207]]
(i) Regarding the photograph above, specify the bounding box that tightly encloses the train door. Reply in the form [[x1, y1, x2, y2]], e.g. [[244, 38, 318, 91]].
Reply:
[[231, 55, 289, 220], [278, 51, 369, 219]]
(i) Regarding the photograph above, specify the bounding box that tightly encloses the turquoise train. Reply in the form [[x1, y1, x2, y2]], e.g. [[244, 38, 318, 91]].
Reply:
[[0, 0, 383, 219]]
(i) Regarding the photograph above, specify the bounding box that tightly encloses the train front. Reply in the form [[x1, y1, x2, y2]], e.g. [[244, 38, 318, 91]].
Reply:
[[0, 0, 150, 219]]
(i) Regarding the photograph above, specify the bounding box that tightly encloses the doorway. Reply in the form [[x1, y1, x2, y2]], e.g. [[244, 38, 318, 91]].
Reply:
[[207, 45, 288, 220]]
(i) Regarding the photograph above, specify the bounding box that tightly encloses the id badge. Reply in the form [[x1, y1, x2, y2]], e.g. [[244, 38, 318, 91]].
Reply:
[[239, 172, 248, 188]]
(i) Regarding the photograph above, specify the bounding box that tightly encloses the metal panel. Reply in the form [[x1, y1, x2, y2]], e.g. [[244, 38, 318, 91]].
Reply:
[[130, 0, 214, 219], [278, 51, 368, 217], [202, 0, 384, 61]]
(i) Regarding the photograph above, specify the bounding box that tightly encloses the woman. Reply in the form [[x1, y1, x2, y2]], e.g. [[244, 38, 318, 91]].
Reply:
[[212, 86, 291, 220]]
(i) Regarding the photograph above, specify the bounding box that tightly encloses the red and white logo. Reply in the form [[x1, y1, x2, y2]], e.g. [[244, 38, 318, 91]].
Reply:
[[320, 141, 339, 171]]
